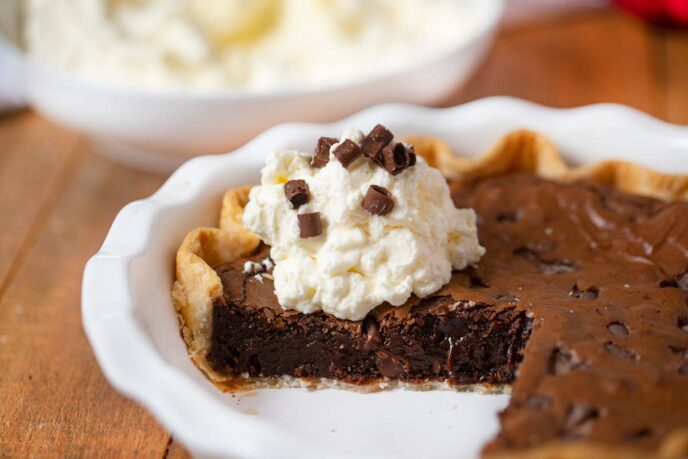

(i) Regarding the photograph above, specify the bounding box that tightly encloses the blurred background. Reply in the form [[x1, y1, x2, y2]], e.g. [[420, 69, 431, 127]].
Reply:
[[1, 0, 687, 171], [1, 0, 687, 456]]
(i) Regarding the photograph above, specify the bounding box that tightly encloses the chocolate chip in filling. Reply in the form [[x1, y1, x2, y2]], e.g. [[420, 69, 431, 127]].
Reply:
[[382, 142, 416, 175], [333, 139, 362, 168], [360, 124, 393, 164], [362, 185, 395, 216], [311, 136, 338, 168], [284, 179, 310, 209], [298, 212, 323, 238]]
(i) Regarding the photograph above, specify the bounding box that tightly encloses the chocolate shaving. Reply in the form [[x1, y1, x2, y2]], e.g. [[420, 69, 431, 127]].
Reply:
[[333, 139, 362, 168], [360, 124, 393, 164], [362, 185, 394, 216], [311, 137, 338, 168], [297, 212, 322, 238], [382, 142, 416, 175], [284, 179, 309, 209]]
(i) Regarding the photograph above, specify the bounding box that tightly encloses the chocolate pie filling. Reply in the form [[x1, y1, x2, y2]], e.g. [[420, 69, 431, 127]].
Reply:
[[208, 173, 688, 452]]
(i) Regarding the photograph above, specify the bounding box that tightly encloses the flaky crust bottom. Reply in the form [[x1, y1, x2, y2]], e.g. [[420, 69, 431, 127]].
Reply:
[[214, 374, 511, 395], [172, 130, 688, 458]]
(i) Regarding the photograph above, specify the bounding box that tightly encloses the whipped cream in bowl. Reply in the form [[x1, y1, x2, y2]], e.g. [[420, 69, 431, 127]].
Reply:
[[243, 125, 485, 320], [24, 0, 493, 93], [1, 0, 503, 169]]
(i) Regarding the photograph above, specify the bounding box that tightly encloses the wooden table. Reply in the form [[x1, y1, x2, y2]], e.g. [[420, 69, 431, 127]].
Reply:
[[1, 10, 686, 458]]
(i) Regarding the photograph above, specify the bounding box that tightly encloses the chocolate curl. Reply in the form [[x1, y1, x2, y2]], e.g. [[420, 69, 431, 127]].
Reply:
[[333, 139, 362, 168], [362, 185, 395, 216], [311, 137, 338, 168], [284, 179, 309, 209], [360, 124, 393, 164], [298, 212, 323, 238], [382, 142, 416, 176]]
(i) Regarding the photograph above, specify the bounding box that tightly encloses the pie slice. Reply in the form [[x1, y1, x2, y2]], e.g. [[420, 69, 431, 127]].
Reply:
[[172, 130, 688, 458]]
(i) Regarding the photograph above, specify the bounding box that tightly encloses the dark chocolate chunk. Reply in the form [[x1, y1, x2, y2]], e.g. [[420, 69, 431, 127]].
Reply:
[[360, 124, 393, 163], [362, 185, 394, 216], [297, 212, 322, 238], [311, 136, 338, 168], [284, 180, 309, 209], [333, 139, 362, 168], [381, 142, 416, 175]]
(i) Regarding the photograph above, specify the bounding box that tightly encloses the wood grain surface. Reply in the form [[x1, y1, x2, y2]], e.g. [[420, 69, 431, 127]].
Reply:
[[1, 10, 686, 458]]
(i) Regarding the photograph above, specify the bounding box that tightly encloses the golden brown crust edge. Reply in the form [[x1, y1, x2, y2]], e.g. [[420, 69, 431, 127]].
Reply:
[[171, 186, 261, 381], [408, 130, 688, 201], [171, 130, 688, 458]]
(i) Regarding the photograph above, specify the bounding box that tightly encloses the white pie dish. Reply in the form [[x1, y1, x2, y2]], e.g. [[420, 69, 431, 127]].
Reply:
[[0, 0, 502, 172], [81, 97, 688, 459]]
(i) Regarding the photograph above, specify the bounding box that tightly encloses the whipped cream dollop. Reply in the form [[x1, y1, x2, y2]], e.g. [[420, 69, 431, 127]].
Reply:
[[243, 128, 485, 320]]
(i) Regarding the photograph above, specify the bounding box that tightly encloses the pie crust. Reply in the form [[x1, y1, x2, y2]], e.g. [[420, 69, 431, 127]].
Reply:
[[171, 129, 688, 458]]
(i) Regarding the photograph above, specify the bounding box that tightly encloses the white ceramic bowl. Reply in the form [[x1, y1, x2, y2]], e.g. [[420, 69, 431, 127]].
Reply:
[[82, 98, 688, 459], [0, 0, 503, 172]]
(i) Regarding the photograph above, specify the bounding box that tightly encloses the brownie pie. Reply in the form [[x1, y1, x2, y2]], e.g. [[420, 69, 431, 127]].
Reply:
[[172, 130, 688, 458]]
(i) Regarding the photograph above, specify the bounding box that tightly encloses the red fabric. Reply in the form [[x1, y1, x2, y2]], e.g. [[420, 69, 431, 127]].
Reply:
[[614, 0, 688, 27]]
